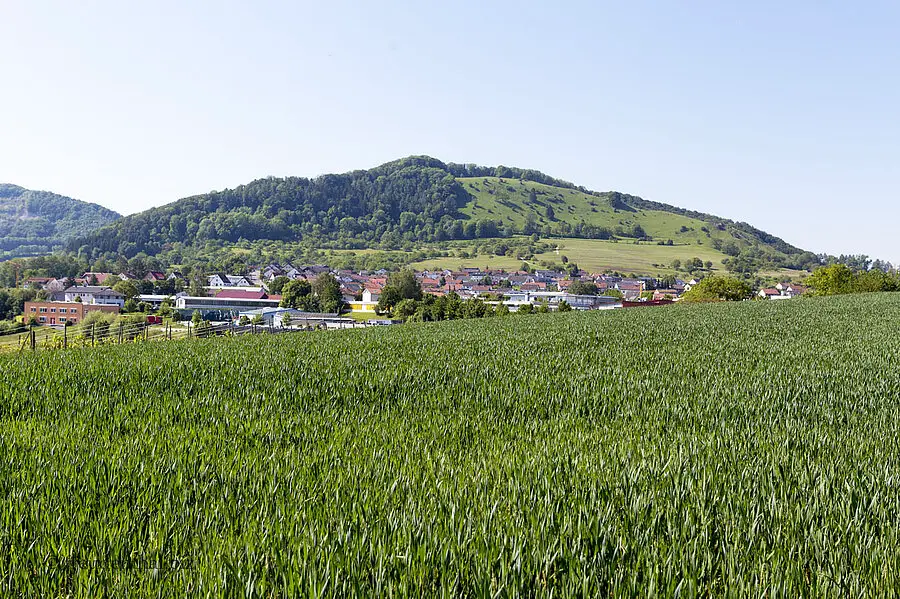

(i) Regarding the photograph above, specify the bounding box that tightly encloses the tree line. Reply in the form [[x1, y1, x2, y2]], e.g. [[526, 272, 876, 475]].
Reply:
[[806, 264, 900, 296]]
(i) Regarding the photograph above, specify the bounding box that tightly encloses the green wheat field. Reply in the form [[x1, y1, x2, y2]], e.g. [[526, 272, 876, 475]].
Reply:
[[1, 294, 899, 596]]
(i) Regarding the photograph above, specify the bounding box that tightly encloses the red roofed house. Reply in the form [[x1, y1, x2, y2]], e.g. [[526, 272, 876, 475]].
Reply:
[[144, 271, 167, 282], [653, 289, 680, 301], [520, 281, 547, 292], [25, 277, 53, 288], [777, 283, 807, 298], [81, 272, 117, 285]]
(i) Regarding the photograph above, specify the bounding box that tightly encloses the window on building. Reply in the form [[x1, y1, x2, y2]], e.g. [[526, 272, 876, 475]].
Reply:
[[30, 307, 36, 312], [70, 309, 77, 314], [60, 317, 67, 322], [50, 308, 56, 313], [39, 308, 47, 313], [39, 316, 46, 322]]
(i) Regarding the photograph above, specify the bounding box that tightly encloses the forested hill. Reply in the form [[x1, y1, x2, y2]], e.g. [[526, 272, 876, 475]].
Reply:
[[67, 156, 815, 268], [0, 184, 121, 259]]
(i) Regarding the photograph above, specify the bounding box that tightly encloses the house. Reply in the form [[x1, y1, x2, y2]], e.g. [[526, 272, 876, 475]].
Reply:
[[350, 286, 383, 313], [207, 274, 230, 287], [758, 288, 782, 300], [143, 271, 167, 283], [615, 280, 644, 301], [520, 281, 548, 292], [206, 273, 252, 287], [259, 265, 284, 281], [44, 278, 69, 293], [24, 301, 119, 326], [615, 280, 644, 292], [653, 289, 680, 301], [340, 282, 364, 303], [62, 286, 125, 308], [777, 283, 807, 298], [759, 283, 807, 300], [136, 293, 187, 310], [25, 277, 54, 289]]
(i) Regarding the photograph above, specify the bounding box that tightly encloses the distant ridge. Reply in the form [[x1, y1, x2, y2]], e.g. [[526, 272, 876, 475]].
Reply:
[[0, 184, 120, 259]]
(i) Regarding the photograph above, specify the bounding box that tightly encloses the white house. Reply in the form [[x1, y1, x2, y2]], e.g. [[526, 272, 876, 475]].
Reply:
[[683, 279, 701, 293], [362, 288, 381, 304], [136, 292, 187, 309], [207, 274, 252, 287], [759, 283, 808, 300], [63, 286, 125, 308], [776, 283, 808, 298]]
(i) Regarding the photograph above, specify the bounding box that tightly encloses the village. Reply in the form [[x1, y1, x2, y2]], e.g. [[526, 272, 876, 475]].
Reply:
[[18, 263, 808, 329]]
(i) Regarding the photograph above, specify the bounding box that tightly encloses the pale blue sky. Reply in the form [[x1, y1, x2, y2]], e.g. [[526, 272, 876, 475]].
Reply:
[[1, 1, 897, 260]]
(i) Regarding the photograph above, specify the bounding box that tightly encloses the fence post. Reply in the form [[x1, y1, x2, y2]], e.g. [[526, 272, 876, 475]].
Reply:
[[91, 323, 95, 347], [63, 324, 67, 349], [30, 327, 35, 351]]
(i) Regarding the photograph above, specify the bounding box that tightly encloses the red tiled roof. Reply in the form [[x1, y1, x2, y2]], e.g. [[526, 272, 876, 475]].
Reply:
[[215, 289, 268, 300]]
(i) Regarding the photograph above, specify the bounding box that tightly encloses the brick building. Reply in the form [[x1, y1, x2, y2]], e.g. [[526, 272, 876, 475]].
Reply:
[[24, 301, 120, 326]]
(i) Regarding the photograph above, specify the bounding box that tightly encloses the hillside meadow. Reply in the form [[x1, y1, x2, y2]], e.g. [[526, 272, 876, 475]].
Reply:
[[0, 294, 898, 595], [409, 236, 731, 275], [459, 177, 726, 246]]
